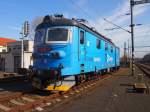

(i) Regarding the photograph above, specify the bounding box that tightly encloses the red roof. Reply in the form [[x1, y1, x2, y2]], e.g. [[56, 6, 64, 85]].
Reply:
[[0, 37, 16, 46]]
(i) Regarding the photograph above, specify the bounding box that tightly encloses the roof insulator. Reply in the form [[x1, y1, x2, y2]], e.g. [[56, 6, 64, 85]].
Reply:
[[43, 15, 51, 23], [54, 14, 63, 18], [91, 27, 96, 31]]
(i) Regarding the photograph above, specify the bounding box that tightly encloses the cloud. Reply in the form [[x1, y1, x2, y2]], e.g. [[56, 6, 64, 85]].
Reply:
[[91, 0, 150, 58]]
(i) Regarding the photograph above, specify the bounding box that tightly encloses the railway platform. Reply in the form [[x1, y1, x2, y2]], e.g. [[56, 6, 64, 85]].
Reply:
[[49, 66, 150, 112]]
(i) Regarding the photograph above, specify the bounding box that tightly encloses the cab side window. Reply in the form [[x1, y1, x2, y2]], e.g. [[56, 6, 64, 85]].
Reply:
[[96, 39, 101, 49], [111, 46, 113, 52], [105, 42, 108, 50], [80, 31, 84, 44]]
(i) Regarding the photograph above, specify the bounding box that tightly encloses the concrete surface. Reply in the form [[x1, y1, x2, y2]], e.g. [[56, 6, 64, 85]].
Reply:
[[52, 67, 150, 112]]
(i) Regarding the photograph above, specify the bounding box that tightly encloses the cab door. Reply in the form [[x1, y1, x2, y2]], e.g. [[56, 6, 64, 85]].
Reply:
[[79, 29, 86, 73]]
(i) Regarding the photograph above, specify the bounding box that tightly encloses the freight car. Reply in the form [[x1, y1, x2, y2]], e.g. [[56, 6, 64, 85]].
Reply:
[[30, 15, 120, 91]]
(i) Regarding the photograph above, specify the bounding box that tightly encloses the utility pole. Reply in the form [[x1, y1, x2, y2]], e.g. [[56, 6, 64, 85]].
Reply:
[[130, 0, 134, 76], [130, 0, 150, 76]]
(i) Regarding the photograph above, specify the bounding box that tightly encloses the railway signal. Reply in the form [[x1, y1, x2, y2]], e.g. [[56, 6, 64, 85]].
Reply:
[[23, 21, 30, 37]]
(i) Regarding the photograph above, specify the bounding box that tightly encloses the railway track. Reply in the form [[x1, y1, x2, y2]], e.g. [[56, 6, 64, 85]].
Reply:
[[137, 64, 150, 77], [0, 73, 111, 112], [0, 73, 27, 84], [0, 76, 27, 84]]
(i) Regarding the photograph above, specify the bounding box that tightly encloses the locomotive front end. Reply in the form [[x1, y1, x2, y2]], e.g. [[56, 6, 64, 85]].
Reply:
[[31, 15, 74, 91]]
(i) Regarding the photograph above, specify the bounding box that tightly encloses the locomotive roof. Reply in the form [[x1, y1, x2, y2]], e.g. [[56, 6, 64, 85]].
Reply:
[[36, 15, 115, 46]]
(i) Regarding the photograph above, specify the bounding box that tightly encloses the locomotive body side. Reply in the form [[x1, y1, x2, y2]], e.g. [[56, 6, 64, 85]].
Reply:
[[76, 27, 119, 74], [31, 15, 120, 91]]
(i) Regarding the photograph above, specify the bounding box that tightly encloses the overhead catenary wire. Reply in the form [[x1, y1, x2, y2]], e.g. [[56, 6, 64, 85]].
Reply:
[[135, 46, 150, 48], [68, 0, 134, 39], [69, 0, 110, 35], [135, 35, 150, 38], [103, 18, 131, 34], [134, 51, 150, 52]]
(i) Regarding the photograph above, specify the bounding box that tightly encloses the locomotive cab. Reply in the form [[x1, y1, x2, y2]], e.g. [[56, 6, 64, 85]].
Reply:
[[31, 16, 75, 91]]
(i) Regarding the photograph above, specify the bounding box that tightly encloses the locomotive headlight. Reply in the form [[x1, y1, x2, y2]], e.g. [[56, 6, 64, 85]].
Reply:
[[51, 51, 66, 59], [51, 52, 59, 59]]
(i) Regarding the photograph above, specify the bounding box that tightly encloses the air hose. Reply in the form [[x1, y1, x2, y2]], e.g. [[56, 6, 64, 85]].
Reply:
[[53, 73, 63, 89]]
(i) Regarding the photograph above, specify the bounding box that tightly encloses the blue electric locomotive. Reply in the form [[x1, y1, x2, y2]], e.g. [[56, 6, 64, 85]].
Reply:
[[31, 15, 120, 91]]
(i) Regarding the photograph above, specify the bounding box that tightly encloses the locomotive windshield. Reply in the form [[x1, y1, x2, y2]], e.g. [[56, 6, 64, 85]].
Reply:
[[34, 29, 45, 44], [46, 28, 69, 43]]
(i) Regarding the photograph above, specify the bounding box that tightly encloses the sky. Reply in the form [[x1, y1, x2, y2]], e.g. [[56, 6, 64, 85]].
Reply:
[[0, 0, 150, 58]]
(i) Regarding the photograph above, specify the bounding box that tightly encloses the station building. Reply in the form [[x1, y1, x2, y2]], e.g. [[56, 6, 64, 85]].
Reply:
[[0, 37, 16, 52], [0, 39, 33, 73]]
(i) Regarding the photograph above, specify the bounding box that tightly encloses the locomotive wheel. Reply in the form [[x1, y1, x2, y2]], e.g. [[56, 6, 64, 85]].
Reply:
[[98, 71, 101, 77], [75, 75, 81, 86], [85, 74, 90, 81], [81, 74, 86, 82], [85, 75, 88, 81], [91, 74, 95, 80], [82, 74, 85, 82], [89, 74, 93, 80], [31, 76, 43, 90]]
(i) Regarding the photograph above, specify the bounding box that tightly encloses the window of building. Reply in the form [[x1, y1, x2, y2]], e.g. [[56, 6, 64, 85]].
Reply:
[[80, 31, 84, 44], [8, 48, 11, 52], [2, 49, 6, 52], [96, 39, 101, 49], [24, 46, 27, 51], [18, 47, 21, 49], [23, 46, 28, 51]]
